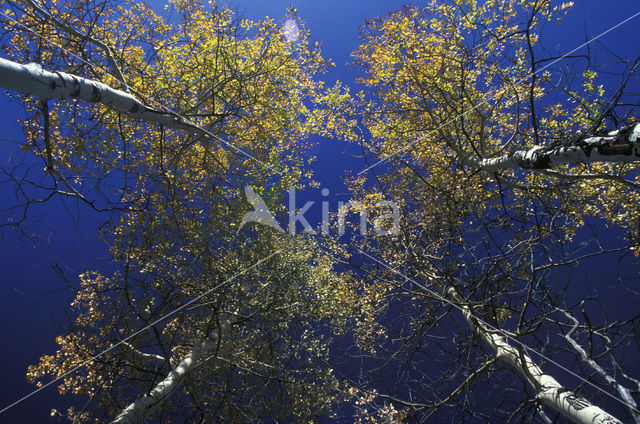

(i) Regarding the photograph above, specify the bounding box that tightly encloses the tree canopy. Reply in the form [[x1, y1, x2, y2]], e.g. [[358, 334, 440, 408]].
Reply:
[[339, 1, 640, 422], [0, 0, 639, 423], [2, 0, 359, 421]]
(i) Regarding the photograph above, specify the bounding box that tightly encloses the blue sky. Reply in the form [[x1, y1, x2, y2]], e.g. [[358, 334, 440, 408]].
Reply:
[[1, 0, 640, 422]]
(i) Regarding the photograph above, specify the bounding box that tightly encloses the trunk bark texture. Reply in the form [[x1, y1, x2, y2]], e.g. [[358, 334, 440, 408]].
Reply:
[[111, 315, 234, 424], [0, 57, 206, 136], [448, 288, 622, 424], [474, 123, 640, 172]]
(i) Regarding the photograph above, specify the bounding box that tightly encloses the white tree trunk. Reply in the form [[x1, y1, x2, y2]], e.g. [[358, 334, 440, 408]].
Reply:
[[560, 310, 640, 423], [111, 315, 235, 424], [447, 288, 622, 424], [0, 57, 206, 136], [21, 0, 130, 92], [472, 123, 640, 172]]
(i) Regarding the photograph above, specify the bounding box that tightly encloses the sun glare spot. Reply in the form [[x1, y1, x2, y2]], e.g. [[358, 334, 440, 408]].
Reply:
[[283, 19, 300, 42]]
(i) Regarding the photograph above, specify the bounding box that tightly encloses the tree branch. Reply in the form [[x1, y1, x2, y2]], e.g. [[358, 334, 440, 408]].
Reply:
[[121, 342, 166, 364], [447, 287, 622, 424], [0, 57, 208, 137], [559, 309, 640, 423], [469, 123, 640, 172], [111, 315, 235, 424], [16, 0, 131, 92]]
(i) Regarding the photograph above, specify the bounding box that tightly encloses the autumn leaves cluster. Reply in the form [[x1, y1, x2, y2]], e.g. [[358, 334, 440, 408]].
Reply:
[[3, 0, 640, 422]]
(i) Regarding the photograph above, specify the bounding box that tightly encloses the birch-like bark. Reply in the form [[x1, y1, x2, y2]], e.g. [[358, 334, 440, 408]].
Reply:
[[121, 342, 166, 364], [470, 123, 640, 172], [560, 310, 640, 423], [447, 288, 622, 424], [0, 57, 207, 136], [20, 0, 130, 92], [111, 315, 235, 424]]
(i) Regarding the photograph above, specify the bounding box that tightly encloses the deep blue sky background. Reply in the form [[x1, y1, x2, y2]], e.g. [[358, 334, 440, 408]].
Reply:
[[0, 0, 639, 422]]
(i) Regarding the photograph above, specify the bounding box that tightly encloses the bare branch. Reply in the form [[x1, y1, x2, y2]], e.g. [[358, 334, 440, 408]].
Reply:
[[559, 309, 640, 423]]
